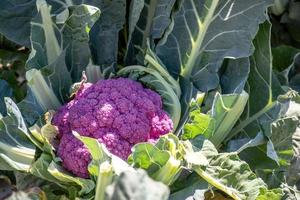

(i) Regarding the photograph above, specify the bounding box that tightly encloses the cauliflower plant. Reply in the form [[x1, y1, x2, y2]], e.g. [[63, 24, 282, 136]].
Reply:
[[53, 78, 173, 178]]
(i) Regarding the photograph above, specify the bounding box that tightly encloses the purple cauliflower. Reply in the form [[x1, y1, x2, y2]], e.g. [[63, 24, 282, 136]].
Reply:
[[52, 78, 173, 178]]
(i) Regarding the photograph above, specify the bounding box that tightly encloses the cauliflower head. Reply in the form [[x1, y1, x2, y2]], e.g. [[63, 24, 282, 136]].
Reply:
[[53, 78, 173, 178]]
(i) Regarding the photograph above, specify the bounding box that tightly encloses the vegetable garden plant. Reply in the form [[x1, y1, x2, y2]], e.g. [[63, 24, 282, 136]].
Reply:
[[0, 0, 300, 199]]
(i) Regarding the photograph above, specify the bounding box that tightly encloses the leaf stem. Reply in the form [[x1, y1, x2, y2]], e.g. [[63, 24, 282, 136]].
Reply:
[[95, 161, 113, 200], [194, 167, 242, 200]]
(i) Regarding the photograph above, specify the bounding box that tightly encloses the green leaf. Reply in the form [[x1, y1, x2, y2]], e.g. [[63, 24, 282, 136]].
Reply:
[[220, 58, 250, 94], [30, 153, 94, 196], [169, 179, 208, 200], [106, 169, 170, 200], [286, 53, 300, 92], [130, 143, 170, 173], [256, 188, 283, 200], [129, 134, 183, 185], [27, 0, 62, 69], [144, 46, 181, 98], [125, 0, 176, 64], [48, 161, 95, 196], [25, 69, 61, 111], [182, 111, 215, 140], [156, 0, 272, 92], [184, 136, 267, 200], [226, 21, 284, 142], [270, 106, 300, 167], [117, 65, 181, 129], [25, 0, 73, 107], [272, 45, 299, 72], [0, 98, 36, 171], [0, 0, 36, 47], [63, 4, 100, 81], [226, 23, 299, 172], [89, 0, 126, 74], [193, 152, 267, 200], [17, 89, 45, 126], [74, 133, 110, 177], [26, 0, 101, 106]]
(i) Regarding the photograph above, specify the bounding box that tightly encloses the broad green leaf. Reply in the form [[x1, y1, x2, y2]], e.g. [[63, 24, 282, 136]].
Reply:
[[209, 91, 249, 147], [15, 172, 54, 191], [271, 111, 300, 167], [25, 0, 73, 107], [288, 125, 300, 187], [17, 89, 45, 126], [13, 172, 70, 199], [106, 169, 170, 200], [181, 136, 268, 200], [0, 0, 36, 47], [220, 58, 250, 94], [228, 95, 300, 185], [89, 0, 126, 74], [175, 77, 196, 134], [26, 0, 101, 106], [156, 0, 272, 92], [255, 168, 286, 189], [272, 45, 299, 72], [193, 152, 267, 200], [27, 0, 62, 69], [117, 65, 181, 129], [30, 154, 60, 183], [189, 136, 218, 160], [226, 21, 284, 142], [226, 23, 300, 170], [125, 0, 176, 64], [63, 4, 100, 81], [0, 98, 36, 171]]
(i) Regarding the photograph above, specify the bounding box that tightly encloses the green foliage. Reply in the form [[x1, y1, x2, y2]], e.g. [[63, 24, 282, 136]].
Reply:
[[0, 0, 300, 199]]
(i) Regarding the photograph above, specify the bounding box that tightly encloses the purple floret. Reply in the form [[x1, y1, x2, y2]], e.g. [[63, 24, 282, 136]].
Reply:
[[57, 134, 91, 178], [53, 78, 173, 178]]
